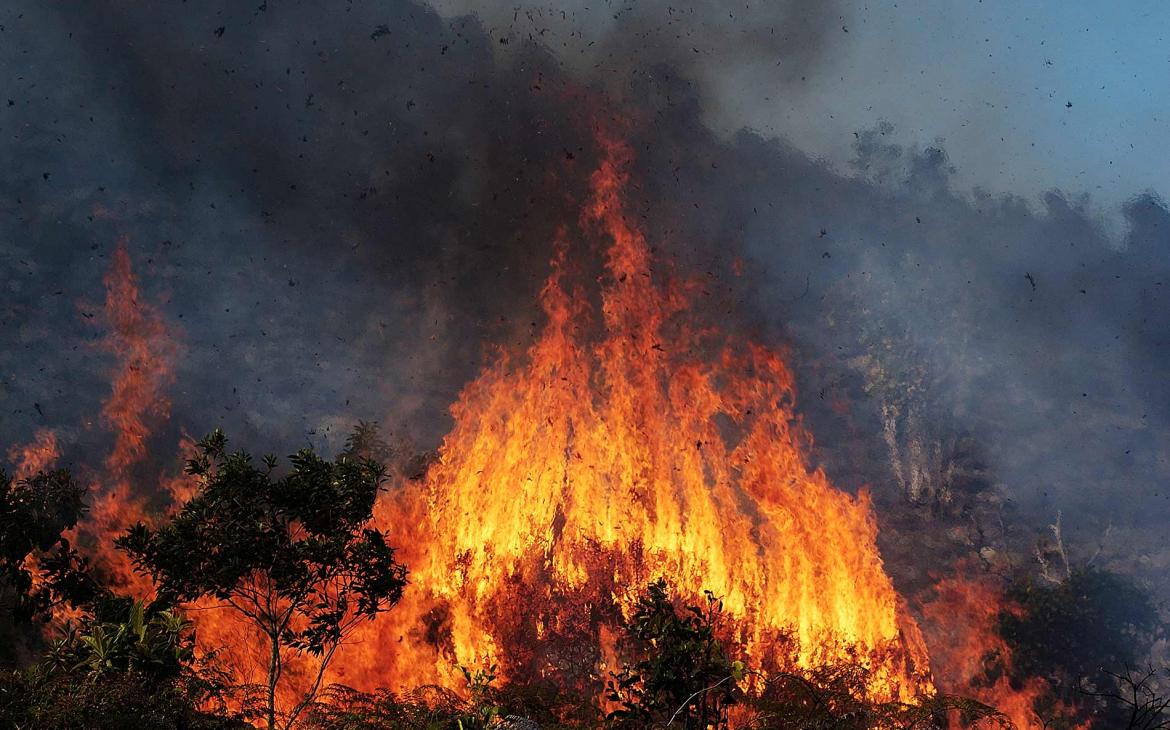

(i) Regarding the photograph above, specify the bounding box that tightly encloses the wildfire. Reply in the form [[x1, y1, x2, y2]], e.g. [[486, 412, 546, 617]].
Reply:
[[334, 129, 934, 702], [9, 131, 1070, 728], [9, 429, 59, 481]]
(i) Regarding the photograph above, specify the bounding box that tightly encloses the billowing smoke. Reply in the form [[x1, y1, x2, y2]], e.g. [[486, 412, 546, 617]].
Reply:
[[2, 0, 1168, 599]]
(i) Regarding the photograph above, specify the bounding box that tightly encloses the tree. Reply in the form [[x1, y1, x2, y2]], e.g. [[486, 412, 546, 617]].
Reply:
[[117, 430, 408, 730], [606, 579, 743, 729], [0, 466, 94, 622], [998, 567, 1161, 725]]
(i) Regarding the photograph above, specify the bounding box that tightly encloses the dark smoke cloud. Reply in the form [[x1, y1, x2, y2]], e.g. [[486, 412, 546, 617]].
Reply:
[[2, 1, 1168, 590], [1, 0, 597, 459], [424, 0, 845, 140]]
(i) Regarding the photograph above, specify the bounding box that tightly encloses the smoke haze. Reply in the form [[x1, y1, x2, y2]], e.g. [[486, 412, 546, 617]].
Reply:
[[2, 0, 1168, 594]]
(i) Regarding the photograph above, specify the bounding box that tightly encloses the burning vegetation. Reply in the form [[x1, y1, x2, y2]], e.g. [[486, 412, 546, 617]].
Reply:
[[0, 121, 1165, 730]]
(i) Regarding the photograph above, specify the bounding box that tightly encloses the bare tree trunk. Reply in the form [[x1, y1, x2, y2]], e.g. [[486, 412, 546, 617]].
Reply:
[[266, 632, 280, 730]]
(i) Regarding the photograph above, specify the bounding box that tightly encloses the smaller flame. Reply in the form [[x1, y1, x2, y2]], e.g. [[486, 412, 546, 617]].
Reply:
[[65, 237, 178, 603], [9, 429, 60, 481], [921, 571, 1084, 730], [98, 236, 176, 476]]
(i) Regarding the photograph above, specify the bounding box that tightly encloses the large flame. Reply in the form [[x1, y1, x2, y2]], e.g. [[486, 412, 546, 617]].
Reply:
[[9, 133, 1071, 727], [328, 130, 933, 703]]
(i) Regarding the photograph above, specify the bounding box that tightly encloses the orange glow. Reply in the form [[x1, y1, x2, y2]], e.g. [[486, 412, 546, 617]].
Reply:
[[327, 129, 934, 704], [920, 571, 1079, 730], [9, 429, 60, 481]]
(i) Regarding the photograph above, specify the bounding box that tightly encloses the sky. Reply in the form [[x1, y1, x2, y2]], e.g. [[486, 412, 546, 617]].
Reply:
[[429, 0, 1170, 222]]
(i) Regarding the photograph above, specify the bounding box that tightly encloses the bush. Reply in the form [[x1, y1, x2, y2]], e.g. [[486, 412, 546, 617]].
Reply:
[[999, 567, 1162, 724], [605, 579, 743, 729], [0, 600, 247, 729], [743, 662, 1007, 729]]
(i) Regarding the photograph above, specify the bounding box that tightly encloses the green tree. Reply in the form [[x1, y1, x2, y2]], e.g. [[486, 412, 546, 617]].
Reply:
[[117, 430, 408, 730], [606, 579, 743, 729]]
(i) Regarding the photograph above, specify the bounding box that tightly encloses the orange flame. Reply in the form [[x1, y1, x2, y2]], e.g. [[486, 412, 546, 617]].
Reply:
[[67, 238, 178, 601], [921, 571, 1080, 729], [99, 237, 176, 476], [9, 429, 60, 481], [323, 129, 934, 703]]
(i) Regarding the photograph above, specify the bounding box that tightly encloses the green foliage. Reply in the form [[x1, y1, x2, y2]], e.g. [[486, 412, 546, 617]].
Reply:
[[39, 599, 192, 682], [605, 579, 741, 729], [0, 600, 246, 730], [457, 662, 503, 728], [115, 429, 409, 730]]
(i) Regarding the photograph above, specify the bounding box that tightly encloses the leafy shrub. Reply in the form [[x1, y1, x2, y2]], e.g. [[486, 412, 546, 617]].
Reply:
[[605, 579, 743, 729], [0, 600, 246, 729]]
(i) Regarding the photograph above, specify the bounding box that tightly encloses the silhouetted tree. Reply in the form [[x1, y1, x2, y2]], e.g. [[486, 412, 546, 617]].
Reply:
[[1080, 666, 1170, 730], [999, 568, 1162, 724], [117, 430, 408, 730], [0, 466, 96, 624]]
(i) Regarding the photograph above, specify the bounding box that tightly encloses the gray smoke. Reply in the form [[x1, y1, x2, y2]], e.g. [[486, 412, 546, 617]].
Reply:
[[1, 1, 1167, 595]]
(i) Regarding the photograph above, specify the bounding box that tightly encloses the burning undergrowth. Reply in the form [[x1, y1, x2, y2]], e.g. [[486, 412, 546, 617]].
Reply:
[[343, 127, 932, 700], [2, 1, 1168, 728], [3, 121, 1137, 729]]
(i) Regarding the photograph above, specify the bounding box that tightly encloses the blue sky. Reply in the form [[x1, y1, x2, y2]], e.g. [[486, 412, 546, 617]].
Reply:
[[780, 1, 1170, 209]]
